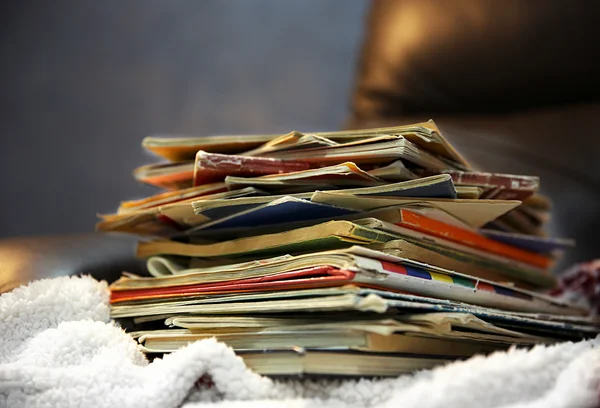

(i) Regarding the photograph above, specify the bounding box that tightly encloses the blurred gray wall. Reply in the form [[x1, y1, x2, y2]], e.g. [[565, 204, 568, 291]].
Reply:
[[0, 0, 369, 237]]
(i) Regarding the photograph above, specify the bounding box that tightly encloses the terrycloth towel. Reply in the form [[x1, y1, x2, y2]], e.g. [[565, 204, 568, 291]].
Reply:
[[1, 276, 599, 408]]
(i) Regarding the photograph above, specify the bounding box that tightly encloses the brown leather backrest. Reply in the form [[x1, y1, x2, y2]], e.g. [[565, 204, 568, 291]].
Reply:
[[0, 233, 145, 294], [351, 0, 600, 122], [349, 1, 600, 268]]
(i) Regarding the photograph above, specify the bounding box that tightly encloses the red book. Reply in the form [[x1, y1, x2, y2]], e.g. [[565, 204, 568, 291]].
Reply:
[[193, 151, 314, 186], [442, 170, 539, 201], [134, 162, 194, 190], [110, 266, 353, 303]]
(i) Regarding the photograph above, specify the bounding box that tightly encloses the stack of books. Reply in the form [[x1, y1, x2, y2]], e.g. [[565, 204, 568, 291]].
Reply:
[[100, 120, 600, 377]]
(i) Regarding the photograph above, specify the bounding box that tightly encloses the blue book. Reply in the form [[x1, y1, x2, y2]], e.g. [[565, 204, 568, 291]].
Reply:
[[186, 196, 360, 238], [479, 229, 575, 254], [353, 174, 457, 199], [193, 174, 456, 223]]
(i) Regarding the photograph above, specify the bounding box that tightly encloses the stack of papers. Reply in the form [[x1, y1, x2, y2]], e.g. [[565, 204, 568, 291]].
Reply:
[[99, 120, 599, 377]]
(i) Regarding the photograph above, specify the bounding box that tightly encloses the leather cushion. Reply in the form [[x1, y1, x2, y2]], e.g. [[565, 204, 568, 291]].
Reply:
[[352, 0, 600, 121], [0, 233, 145, 294], [346, 103, 600, 270]]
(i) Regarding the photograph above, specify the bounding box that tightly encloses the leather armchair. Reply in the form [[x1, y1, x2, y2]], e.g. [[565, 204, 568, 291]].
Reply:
[[3, 0, 599, 294], [348, 0, 600, 269]]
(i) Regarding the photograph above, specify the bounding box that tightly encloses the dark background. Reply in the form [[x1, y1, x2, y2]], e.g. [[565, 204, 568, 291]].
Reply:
[[0, 0, 369, 237]]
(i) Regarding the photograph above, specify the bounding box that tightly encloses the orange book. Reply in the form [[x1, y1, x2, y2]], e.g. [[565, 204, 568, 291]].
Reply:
[[397, 209, 553, 269], [118, 183, 228, 213], [133, 162, 194, 190]]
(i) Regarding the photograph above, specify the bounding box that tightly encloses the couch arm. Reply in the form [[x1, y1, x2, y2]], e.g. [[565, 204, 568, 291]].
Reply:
[[0, 233, 146, 294]]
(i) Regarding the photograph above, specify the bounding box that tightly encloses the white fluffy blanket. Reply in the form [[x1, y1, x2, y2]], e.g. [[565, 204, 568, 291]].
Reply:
[[1, 276, 599, 408]]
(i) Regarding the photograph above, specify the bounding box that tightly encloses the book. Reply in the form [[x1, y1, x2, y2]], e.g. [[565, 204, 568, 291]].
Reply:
[[133, 162, 195, 190], [311, 191, 521, 228], [193, 151, 313, 186], [142, 120, 471, 168], [479, 230, 575, 254], [102, 119, 596, 378], [388, 209, 553, 269], [111, 284, 598, 334], [189, 174, 458, 225], [182, 192, 465, 241], [331, 174, 457, 199], [224, 162, 386, 190], [241, 131, 339, 156], [183, 196, 360, 237], [369, 240, 550, 290], [145, 254, 296, 277], [493, 207, 546, 236], [136, 220, 398, 258], [357, 218, 557, 288], [96, 187, 266, 235], [116, 183, 229, 214], [130, 318, 520, 354], [158, 188, 266, 227], [366, 160, 419, 181], [298, 120, 472, 169], [144, 208, 550, 290], [110, 259, 582, 315], [455, 186, 484, 199], [142, 133, 281, 161], [236, 349, 454, 377], [258, 136, 453, 171], [115, 246, 582, 315], [109, 286, 365, 316], [440, 170, 540, 201], [160, 312, 566, 343], [115, 243, 544, 300]]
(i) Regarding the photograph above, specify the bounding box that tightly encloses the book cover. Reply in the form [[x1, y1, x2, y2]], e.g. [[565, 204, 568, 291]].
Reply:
[[191, 175, 457, 223], [187, 196, 360, 234]]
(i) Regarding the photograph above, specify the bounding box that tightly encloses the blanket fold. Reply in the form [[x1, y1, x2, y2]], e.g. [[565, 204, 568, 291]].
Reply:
[[1, 276, 598, 408]]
